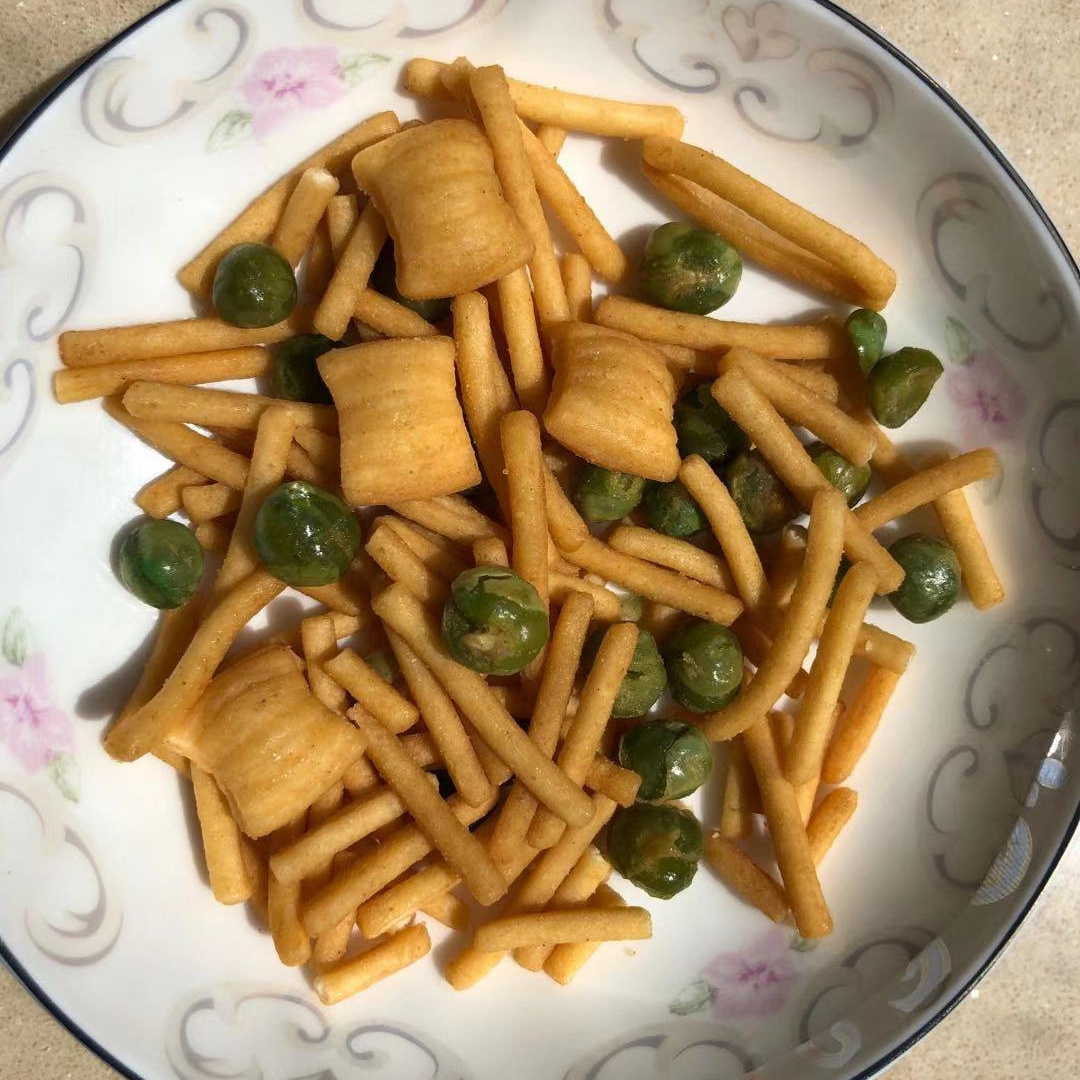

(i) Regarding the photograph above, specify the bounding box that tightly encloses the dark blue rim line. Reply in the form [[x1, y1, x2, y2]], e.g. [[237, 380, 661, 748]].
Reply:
[[0, 11, 184, 1079], [1, 3, 1078, 1080], [810, 1, 1080, 1076]]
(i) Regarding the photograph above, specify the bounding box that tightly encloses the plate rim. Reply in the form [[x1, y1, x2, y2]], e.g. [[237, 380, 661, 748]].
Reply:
[[1, 2, 1077, 1079]]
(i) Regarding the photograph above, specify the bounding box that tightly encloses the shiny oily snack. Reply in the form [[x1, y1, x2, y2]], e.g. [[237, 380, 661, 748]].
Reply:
[[318, 337, 480, 506], [543, 321, 680, 482], [166, 645, 364, 838], [351, 119, 533, 300]]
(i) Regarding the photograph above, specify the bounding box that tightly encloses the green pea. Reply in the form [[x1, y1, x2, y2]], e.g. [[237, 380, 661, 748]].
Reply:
[[574, 466, 645, 523], [807, 441, 872, 507], [673, 383, 748, 465], [867, 347, 943, 429], [619, 592, 645, 623], [271, 335, 336, 404], [212, 243, 297, 328], [253, 481, 361, 586], [726, 450, 798, 534], [584, 626, 666, 718], [887, 534, 961, 623], [371, 241, 451, 323], [640, 222, 742, 315], [442, 566, 549, 675], [845, 308, 887, 373], [643, 479, 707, 538], [618, 718, 713, 801], [118, 519, 204, 609], [365, 650, 400, 685], [607, 802, 703, 899], [665, 620, 742, 713]]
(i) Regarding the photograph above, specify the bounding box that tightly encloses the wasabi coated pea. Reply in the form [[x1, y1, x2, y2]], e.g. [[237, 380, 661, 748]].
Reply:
[[607, 802, 703, 899], [371, 241, 451, 323], [574, 466, 646, 523], [212, 243, 297, 328], [442, 566, 549, 675], [365, 650, 400, 685], [845, 308, 887, 374], [118, 519, 204, 609], [673, 383, 748, 465], [584, 626, 666, 718], [887, 534, 961, 623], [619, 592, 646, 623], [618, 718, 713, 801], [643, 479, 707, 539], [665, 620, 742, 713], [271, 334, 335, 404], [640, 222, 742, 315], [726, 450, 798, 534], [867, 347, 943, 428], [807, 441, 872, 507], [253, 481, 361, 586]]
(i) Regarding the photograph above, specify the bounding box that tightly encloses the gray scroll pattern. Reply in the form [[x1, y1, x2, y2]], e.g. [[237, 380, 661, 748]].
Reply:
[[0, 781, 122, 964], [0, 172, 95, 471], [167, 986, 469, 1080], [564, 1021, 755, 1080], [917, 172, 1067, 353], [1029, 400, 1080, 570], [296, 0, 507, 43], [80, 4, 252, 146], [598, 0, 893, 149], [925, 615, 1075, 894]]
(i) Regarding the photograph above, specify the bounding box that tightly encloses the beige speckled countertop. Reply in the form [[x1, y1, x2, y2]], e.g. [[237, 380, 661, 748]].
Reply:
[[0, 1, 1078, 1077]]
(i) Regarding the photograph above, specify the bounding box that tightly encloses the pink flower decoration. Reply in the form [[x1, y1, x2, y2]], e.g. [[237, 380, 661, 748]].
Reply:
[[240, 47, 345, 139], [0, 654, 73, 773], [703, 927, 796, 1019], [946, 348, 1027, 447]]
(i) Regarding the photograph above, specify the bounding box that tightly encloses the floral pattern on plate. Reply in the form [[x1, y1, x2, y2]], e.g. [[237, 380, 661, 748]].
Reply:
[[208, 46, 390, 151], [0, 609, 78, 800]]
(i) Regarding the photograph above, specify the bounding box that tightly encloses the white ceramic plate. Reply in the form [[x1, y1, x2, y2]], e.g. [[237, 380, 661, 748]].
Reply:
[[1, 2, 1078, 1078]]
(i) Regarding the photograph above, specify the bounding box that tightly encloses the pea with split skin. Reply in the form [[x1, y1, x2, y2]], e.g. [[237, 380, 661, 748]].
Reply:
[[441, 566, 549, 675], [618, 718, 713, 801], [607, 802, 703, 899]]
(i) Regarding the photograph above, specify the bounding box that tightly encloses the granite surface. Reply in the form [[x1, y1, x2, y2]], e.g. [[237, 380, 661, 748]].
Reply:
[[0, 1, 1077, 1078]]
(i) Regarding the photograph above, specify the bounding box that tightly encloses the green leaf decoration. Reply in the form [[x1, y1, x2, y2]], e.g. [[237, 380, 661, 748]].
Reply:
[[669, 978, 716, 1015], [944, 315, 977, 365], [2, 609, 29, 667], [48, 752, 80, 803], [339, 53, 390, 88], [208, 109, 253, 153]]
